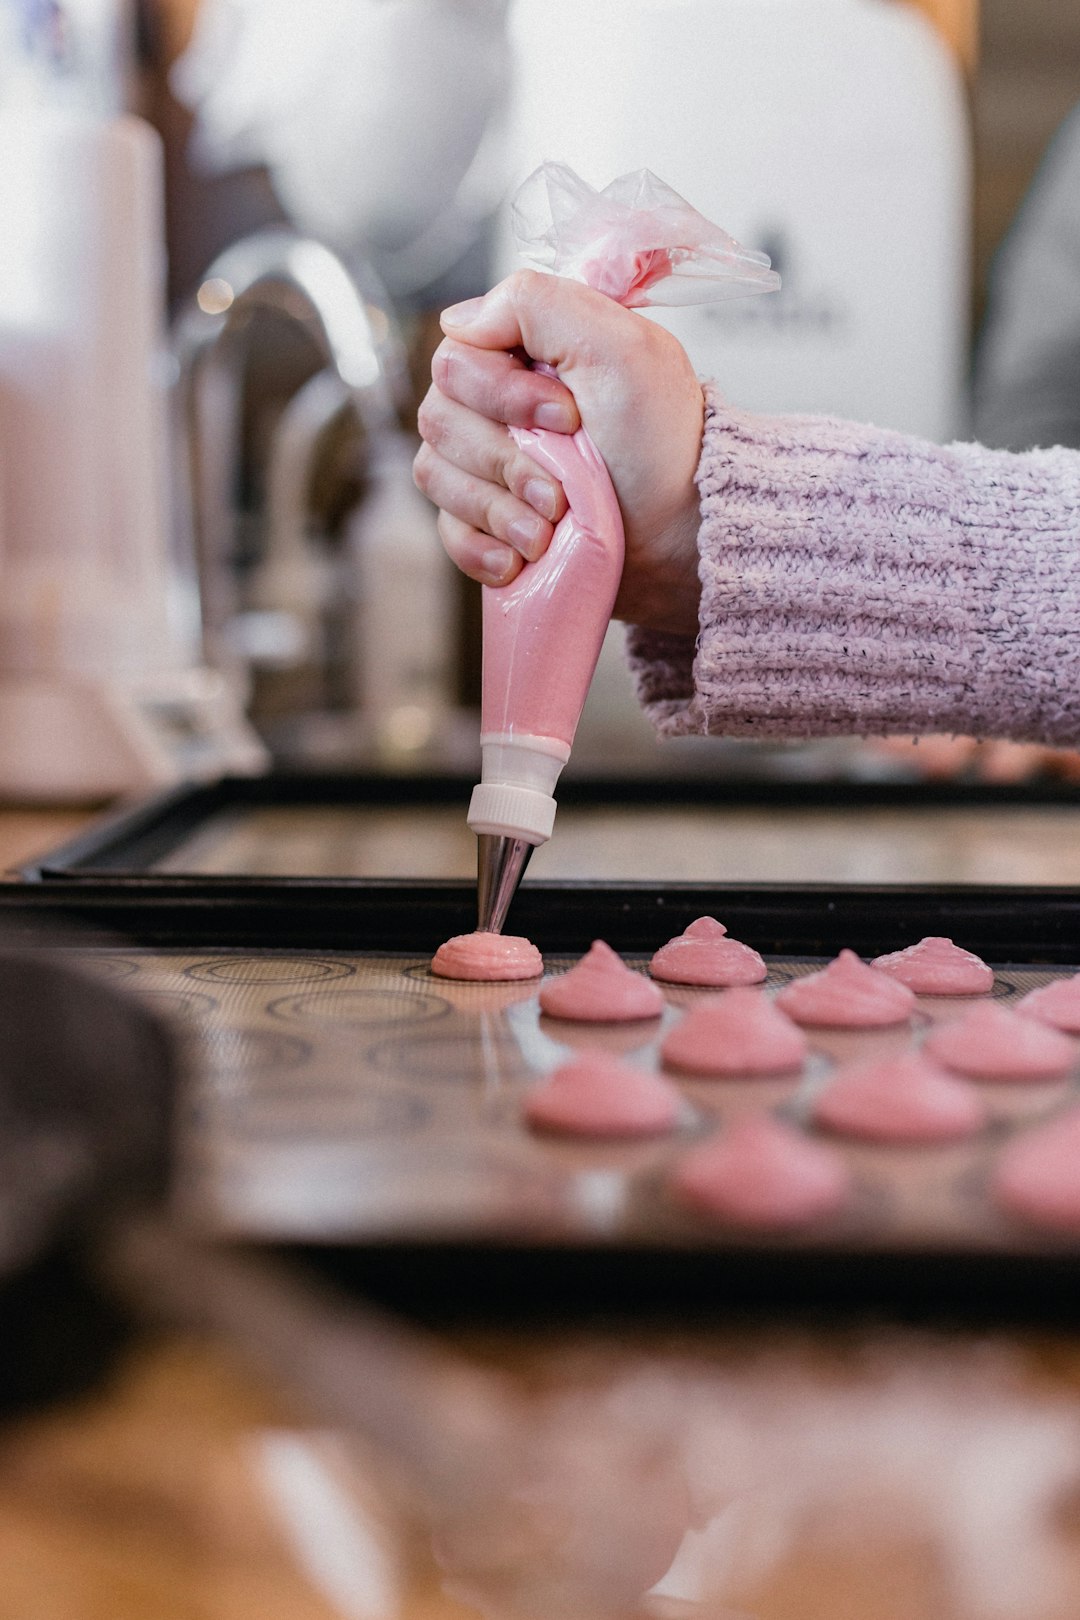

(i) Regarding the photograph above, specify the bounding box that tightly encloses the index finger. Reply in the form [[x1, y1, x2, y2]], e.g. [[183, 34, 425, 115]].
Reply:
[[431, 338, 580, 434]]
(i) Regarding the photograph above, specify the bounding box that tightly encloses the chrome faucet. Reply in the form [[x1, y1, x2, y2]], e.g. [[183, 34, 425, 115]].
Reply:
[[172, 228, 410, 716]]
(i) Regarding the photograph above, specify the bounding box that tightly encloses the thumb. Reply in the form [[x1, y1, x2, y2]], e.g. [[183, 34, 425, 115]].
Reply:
[[440, 269, 631, 372]]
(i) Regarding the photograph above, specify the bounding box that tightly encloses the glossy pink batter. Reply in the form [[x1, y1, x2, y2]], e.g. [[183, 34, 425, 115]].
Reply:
[[870, 936, 994, 996], [672, 1115, 851, 1229], [992, 1107, 1080, 1230], [923, 1002, 1076, 1081], [774, 950, 915, 1028], [660, 987, 807, 1076], [539, 940, 665, 1022], [649, 916, 767, 987], [813, 1050, 986, 1143], [1017, 975, 1080, 1034], [484, 419, 624, 749], [431, 931, 543, 982], [524, 1053, 681, 1137]]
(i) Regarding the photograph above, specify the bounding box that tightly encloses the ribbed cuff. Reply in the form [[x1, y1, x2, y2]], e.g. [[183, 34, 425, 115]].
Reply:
[[629, 385, 1080, 745]]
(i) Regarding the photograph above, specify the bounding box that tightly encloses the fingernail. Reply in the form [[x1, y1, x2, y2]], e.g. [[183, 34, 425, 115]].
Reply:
[[524, 477, 557, 520], [482, 545, 514, 583], [509, 514, 544, 555], [441, 295, 487, 330], [534, 401, 575, 433]]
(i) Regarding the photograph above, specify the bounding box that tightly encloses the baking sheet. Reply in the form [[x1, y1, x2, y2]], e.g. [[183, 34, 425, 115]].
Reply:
[[19, 778, 1080, 1317], [72, 944, 1080, 1266], [28, 772, 1080, 886], [135, 801, 1080, 886]]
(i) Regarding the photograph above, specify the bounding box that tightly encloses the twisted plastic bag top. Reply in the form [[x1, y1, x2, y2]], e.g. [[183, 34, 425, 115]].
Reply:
[[511, 161, 780, 308]]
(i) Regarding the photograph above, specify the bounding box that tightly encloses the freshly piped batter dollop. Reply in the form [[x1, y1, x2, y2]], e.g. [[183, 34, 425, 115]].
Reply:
[[774, 949, 915, 1028], [870, 936, 994, 996], [661, 987, 807, 1076], [539, 940, 665, 1022], [524, 1053, 681, 1137], [431, 931, 543, 982], [923, 1002, 1076, 1081], [813, 1050, 986, 1143], [672, 1115, 851, 1230], [649, 917, 766, 988], [1017, 974, 1080, 1034], [993, 1107, 1080, 1230]]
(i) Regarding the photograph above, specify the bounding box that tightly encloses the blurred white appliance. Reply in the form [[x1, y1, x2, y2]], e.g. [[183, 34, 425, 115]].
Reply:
[[173, 0, 511, 307], [0, 78, 266, 799], [501, 0, 971, 441]]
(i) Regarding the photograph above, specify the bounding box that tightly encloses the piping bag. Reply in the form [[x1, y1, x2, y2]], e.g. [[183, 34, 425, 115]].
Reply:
[[470, 164, 779, 932]]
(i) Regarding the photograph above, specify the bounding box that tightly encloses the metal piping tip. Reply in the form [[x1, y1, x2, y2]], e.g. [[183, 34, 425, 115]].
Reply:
[[476, 834, 534, 935]]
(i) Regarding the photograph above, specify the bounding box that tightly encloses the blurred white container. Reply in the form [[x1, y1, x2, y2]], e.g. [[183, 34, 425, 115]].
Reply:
[[0, 105, 265, 799], [0, 111, 175, 676], [0, 0, 136, 111], [349, 433, 457, 767], [502, 0, 971, 441]]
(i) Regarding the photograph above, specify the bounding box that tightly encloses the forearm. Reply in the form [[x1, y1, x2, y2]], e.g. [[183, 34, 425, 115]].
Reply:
[[628, 386, 1080, 745]]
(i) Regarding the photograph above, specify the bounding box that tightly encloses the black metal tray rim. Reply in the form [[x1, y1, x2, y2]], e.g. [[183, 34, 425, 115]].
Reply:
[[4, 873, 1080, 957]]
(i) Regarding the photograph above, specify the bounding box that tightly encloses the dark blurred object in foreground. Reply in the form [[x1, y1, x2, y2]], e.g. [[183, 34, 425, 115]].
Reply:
[[0, 947, 178, 1414]]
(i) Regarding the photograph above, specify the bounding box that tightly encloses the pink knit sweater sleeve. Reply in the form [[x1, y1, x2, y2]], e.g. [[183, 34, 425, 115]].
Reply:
[[626, 384, 1080, 744]]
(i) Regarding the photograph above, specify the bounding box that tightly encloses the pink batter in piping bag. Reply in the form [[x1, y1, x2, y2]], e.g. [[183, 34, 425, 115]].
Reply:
[[470, 163, 779, 932]]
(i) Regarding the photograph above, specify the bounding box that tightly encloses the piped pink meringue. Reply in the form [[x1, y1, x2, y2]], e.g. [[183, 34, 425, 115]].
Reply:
[[814, 1050, 986, 1142], [539, 940, 664, 1022], [649, 916, 766, 987], [524, 1053, 681, 1137], [870, 936, 993, 996], [432, 931, 543, 981], [923, 1002, 1076, 1081], [673, 1115, 851, 1229], [1017, 975, 1080, 1034], [992, 1107, 1080, 1230], [661, 987, 807, 1076], [774, 949, 915, 1028]]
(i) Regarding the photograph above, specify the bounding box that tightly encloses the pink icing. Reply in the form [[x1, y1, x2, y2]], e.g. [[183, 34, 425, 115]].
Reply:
[[870, 936, 993, 996], [524, 1053, 681, 1137], [539, 940, 664, 1022], [672, 1115, 851, 1230], [649, 916, 767, 988], [431, 931, 543, 982], [774, 950, 915, 1028], [993, 1108, 1080, 1230], [661, 987, 807, 1076], [923, 1002, 1076, 1081], [1017, 975, 1080, 1034], [813, 1050, 986, 1143], [484, 404, 623, 751]]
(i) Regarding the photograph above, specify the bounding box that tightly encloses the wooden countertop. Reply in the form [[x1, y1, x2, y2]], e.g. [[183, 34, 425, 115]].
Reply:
[[0, 809, 102, 877], [7, 1286, 1080, 1620]]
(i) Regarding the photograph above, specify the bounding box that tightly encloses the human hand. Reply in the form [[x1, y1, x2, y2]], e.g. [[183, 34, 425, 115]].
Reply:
[[413, 269, 706, 635]]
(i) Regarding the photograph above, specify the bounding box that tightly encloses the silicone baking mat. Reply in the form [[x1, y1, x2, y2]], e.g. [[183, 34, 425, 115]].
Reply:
[[74, 945, 1080, 1267]]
